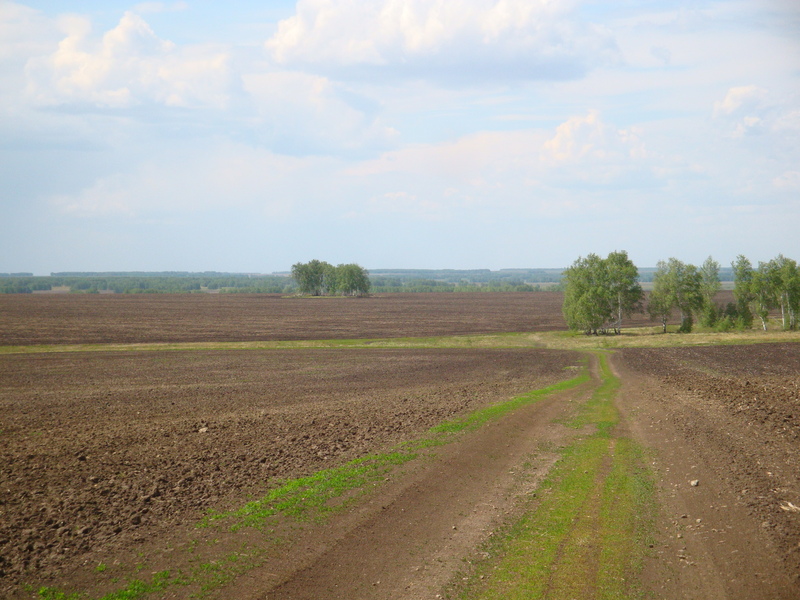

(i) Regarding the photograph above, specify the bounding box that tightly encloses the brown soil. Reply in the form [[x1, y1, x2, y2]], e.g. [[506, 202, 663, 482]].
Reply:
[[0, 347, 579, 597], [614, 343, 800, 599], [1, 293, 796, 600], [0, 291, 673, 346]]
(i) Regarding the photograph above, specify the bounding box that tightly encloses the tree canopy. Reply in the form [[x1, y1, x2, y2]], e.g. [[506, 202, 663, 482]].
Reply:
[[562, 251, 643, 334], [733, 254, 799, 330], [291, 260, 371, 297], [648, 258, 703, 333]]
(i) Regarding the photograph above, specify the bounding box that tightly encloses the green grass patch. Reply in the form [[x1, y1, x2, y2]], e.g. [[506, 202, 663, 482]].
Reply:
[[429, 369, 590, 436], [199, 451, 417, 531], [3, 328, 797, 356], [38, 570, 180, 600], [454, 352, 656, 600]]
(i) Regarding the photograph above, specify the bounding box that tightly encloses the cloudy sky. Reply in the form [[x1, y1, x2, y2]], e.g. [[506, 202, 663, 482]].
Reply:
[[1, 1, 798, 274]]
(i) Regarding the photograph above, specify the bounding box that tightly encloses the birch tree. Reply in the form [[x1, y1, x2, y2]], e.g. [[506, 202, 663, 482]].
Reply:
[[648, 258, 703, 332], [562, 251, 643, 334]]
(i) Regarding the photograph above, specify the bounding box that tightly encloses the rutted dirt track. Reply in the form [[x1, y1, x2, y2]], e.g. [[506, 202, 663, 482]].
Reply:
[[614, 344, 800, 599], [0, 293, 797, 599]]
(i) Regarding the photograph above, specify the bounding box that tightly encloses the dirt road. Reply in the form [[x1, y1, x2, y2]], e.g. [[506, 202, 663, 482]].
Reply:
[[240, 345, 800, 600]]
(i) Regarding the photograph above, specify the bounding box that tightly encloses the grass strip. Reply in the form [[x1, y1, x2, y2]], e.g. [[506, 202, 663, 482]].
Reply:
[[3, 328, 798, 355], [455, 352, 655, 600], [199, 451, 416, 531], [38, 570, 179, 600], [429, 366, 590, 436]]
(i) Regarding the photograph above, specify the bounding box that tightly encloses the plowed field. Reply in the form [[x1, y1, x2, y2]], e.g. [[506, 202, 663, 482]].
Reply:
[[0, 291, 671, 346], [0, 347, 580, 597], [0, 292, 797, 600]]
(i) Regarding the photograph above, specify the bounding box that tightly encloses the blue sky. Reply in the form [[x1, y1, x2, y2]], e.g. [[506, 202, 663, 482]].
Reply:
[[1, 1, 798, 274]]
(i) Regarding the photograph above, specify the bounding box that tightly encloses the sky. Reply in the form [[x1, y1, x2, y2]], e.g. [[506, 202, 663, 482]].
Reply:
[[1, 1, 798, 274]]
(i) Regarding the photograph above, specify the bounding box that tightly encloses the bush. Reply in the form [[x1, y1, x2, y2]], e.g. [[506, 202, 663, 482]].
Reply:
[[715, 315, 734, 332], [699, 303, 720, 328], [678, 314, 694, 333]]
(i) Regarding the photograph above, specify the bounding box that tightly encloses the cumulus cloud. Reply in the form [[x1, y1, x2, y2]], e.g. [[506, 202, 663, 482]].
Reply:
[[712, 85, 800, 139], [265, 0, 618, 83], [24, 11, 233, 108]]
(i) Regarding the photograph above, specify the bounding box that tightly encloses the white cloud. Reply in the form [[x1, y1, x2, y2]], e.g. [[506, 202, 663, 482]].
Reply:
[[265, 0, 618, 83], [24, 11, 233, 108], [713, 85, 766, 118], [345, 110, 661, 221], [242, 71, 399, 153], [712, 85, 800, 139]]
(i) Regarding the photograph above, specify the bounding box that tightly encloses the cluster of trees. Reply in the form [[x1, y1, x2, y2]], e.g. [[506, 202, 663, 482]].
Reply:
[[563, 252, 799, 334], [561, 251, 644, 335], [732, 255, 799, 331], [290, 260, 371, 297], [648, 257, 721, 333]]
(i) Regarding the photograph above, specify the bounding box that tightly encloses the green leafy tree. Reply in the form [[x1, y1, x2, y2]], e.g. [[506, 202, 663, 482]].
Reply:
[[605, 250, 644, 334], [648, 258, 703, 333], [647, 261, 674, 333], [291, 260, 332, 296], [699, 256, 721, 327], [562, 251, 643, 335], [335, 264, 371, 297], [732, 255, 755, 328], [750, 263, 778, 331], [291, 260, 370, 297], [768, 254, 800, 330]]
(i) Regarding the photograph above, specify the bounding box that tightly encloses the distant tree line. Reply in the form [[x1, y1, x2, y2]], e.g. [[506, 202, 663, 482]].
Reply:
[[563, 252, 799, 334], [0, 274, 294, 295], [290, 260, 371, 297]]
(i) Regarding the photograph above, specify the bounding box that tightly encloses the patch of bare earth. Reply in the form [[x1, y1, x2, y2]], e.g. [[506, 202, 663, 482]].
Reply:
[[613, 343, 800, 599]]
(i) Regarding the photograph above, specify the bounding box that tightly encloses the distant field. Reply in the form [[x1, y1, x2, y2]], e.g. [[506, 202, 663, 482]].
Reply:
[[0, 291, 717, 347]]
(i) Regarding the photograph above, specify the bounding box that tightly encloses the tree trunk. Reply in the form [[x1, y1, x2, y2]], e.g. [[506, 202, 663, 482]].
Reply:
[[780, 294, 787, 329]]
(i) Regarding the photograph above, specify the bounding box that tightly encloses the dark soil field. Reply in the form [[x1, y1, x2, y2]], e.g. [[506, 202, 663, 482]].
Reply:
[[0, 292, 796, 600], [0, 346, 579, 597], [0, 291, 672, 346]]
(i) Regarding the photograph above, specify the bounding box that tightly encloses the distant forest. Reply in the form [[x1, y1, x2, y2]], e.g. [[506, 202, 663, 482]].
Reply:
[[0, 267, 736, 294]]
